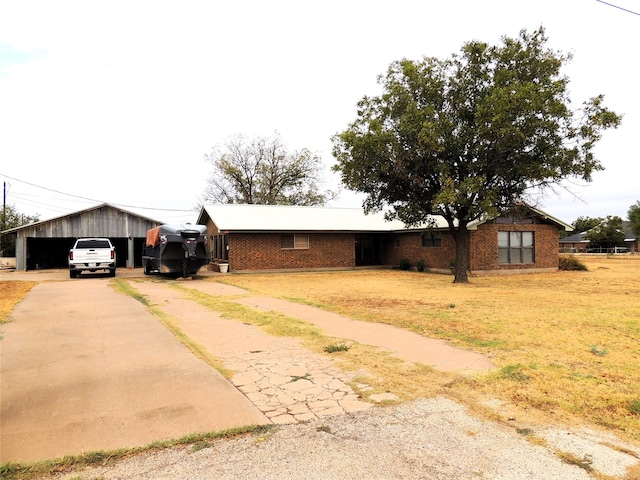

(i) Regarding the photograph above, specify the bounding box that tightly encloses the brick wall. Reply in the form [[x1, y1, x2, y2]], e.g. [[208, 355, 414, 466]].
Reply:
[[384, 231, 457, 270], [228, 233, 355, 271], [470, 223, 559, 271], [204, 218, 560, 272]]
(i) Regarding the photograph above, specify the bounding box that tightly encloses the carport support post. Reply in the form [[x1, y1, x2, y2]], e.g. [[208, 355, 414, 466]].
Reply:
[[127, 236, 134, 269]]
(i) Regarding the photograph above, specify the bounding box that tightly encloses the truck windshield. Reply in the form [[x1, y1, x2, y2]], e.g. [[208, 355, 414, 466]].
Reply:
[[77, 240, 111, 249]]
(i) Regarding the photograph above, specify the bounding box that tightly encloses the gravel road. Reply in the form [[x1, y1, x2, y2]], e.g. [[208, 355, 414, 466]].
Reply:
[[46, 397, 639, 480]]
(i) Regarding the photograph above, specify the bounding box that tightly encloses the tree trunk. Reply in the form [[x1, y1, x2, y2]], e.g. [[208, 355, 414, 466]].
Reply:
[[451, 227, 470, 283]]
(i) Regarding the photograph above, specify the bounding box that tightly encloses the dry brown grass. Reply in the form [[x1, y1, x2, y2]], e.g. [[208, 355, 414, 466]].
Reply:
[[218, 255, 640, 442], [0, 281, 36, 323]]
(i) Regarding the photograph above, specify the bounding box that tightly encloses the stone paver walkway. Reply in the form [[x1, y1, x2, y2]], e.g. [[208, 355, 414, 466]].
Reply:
[[132, 281, 371, 425]]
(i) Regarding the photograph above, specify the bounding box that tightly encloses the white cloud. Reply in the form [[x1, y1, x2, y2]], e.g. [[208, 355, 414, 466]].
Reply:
[[1, 0, 638, 223]]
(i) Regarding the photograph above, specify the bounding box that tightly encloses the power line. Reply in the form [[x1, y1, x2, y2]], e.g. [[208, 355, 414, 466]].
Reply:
[[0, 173, 197, 213], [596, 0, 640, 16]]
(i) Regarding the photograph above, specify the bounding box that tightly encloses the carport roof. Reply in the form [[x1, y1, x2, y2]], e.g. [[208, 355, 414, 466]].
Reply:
[[1, 202, 193, 234]]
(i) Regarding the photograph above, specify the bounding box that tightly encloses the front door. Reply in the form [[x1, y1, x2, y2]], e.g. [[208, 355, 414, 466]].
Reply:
[[355, 234, 377, 266]]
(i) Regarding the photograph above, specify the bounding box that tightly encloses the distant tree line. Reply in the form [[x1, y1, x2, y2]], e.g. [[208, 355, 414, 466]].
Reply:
[[566, 201, 640, 250], [1, 204, 40, 257]]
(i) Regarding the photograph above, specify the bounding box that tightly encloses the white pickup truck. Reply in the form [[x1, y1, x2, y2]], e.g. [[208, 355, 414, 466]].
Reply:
[[68, 238, 116, 278]]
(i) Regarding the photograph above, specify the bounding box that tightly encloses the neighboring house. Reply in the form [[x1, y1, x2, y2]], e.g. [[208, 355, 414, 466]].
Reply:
[[559, 221, 638, 253], [558, 231, 590, 253], [197, 204, 572, 274]]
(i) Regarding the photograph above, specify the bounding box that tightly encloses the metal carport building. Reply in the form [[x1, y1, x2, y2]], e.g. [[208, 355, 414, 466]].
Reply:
[[2, 203, 163, 271]]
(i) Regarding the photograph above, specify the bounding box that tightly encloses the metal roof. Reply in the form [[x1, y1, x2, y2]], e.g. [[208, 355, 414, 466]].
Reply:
[[1, 203, 196, 234], [197, 204, 574, 233], [198, 204, 449, 232]]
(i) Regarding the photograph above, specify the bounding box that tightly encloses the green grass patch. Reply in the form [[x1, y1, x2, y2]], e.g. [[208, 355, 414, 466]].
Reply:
[[589, 344, 608, 357], [0, 424, 274, 480], [499, 364, 531, 382], [324, 343, 351, 353]]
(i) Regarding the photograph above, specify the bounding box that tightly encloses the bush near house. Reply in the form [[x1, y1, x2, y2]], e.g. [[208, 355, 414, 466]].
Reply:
[[559, 256, 588, 271]]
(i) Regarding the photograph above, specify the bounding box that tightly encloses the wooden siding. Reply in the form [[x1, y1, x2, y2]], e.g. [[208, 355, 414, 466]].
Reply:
[[17, 206, 158, 239]]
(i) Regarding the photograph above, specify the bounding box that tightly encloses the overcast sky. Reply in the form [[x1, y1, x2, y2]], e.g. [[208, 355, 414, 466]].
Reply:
[[1, 0, 638, 225]]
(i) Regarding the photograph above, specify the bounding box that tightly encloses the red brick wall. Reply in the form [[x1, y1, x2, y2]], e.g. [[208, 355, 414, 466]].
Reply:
[[469, 223, 559, 271], [384, 232, 457, 269], [204, 218, 560, 272], [227, 233, 355, 271]]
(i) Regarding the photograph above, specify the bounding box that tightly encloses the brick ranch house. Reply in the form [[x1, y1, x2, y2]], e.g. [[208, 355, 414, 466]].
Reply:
[[197, 204, 572, 274]]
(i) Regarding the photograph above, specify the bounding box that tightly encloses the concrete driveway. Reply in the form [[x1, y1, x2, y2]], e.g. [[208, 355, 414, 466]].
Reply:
[[0, 277, 268, 463]]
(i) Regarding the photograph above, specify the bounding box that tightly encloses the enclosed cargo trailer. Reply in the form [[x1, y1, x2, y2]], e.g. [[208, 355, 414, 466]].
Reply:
[[142, 224, 207, 277]]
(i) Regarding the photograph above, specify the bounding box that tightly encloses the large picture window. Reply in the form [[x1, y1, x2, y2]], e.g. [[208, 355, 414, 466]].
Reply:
[[498, 231, 534, 264], [422, 231, 442, 248], [281, 234, 309, 250]]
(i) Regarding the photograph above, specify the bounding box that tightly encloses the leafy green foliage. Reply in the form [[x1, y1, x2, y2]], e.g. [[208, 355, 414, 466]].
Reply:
[[585, 215, 625, 249], [332, 27, 621, 283], [628, 201, 640, 238], [572, 216, 603, 234], [0, 204, 40, 256], [202, 133, 335, 206]]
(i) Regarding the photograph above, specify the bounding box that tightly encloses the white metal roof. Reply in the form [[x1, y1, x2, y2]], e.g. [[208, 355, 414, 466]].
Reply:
[[197, 204, 573, 233], [198, 204, 449, 232]]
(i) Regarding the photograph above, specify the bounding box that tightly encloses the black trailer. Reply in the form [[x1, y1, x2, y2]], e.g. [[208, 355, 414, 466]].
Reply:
[[142, 224, 208, 277]]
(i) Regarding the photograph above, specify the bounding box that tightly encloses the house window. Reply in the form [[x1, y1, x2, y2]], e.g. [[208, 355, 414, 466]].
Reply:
[[281, 234, 309, 250], [422, 231, 442, 248], [498, 231, 534, 264]]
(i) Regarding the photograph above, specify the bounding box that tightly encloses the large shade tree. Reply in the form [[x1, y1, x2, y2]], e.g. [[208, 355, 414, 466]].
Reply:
[[202, 133, 335, 206], [332, 27, 621, 282]]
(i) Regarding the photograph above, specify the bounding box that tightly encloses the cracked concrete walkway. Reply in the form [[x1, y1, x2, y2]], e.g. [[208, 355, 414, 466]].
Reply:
[[133, 278, 494, 424], [132, 281, 372, 425]]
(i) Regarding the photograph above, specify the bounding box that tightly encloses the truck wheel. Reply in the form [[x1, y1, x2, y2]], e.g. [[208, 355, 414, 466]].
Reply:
[[144, 261, 150, 275], [109, 268, 116, 277], [69, 269, 77, 278]]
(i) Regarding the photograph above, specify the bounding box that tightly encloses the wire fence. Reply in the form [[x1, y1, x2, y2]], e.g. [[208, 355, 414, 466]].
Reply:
[[559, 246, 635, 254]]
